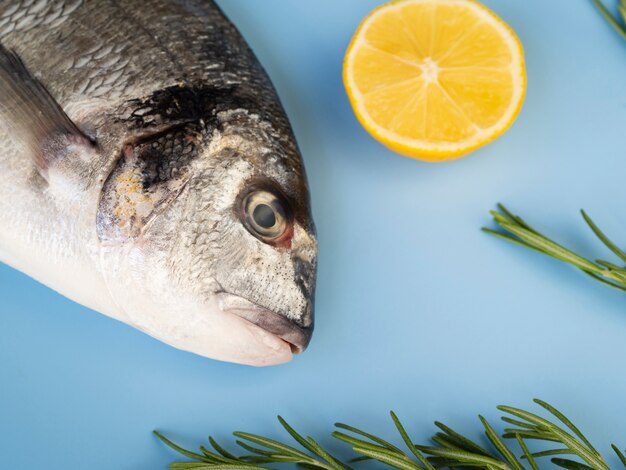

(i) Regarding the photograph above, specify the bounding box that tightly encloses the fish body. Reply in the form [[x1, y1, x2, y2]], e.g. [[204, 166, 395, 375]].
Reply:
[[0, 0, 317, 366]]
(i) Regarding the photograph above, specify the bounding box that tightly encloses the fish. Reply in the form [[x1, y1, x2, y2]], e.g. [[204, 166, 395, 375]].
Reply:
[[0, 0, 317, 366]]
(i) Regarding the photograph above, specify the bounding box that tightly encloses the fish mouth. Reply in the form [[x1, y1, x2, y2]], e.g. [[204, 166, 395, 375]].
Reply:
[[217, 293, 312, 354]]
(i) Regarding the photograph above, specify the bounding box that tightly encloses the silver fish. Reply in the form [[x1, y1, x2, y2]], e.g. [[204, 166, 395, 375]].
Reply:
[[0, 0, 317, 366]]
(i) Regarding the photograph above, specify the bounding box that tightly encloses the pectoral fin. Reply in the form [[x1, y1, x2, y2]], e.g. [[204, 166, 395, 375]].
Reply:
[[0, 44, 95, 182]]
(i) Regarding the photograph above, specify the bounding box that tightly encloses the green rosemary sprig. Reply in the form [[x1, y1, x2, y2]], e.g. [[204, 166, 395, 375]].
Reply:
[[483, 204, 626, 292], [592, 0, 626, 41], [155, 399, 626, 469]]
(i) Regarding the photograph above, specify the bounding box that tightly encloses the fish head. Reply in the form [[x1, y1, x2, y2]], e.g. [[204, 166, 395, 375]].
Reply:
[[96, 90, 317, 367]]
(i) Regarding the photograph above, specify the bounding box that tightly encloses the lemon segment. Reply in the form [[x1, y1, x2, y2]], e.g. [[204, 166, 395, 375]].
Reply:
[[344, 0, 526, 161]]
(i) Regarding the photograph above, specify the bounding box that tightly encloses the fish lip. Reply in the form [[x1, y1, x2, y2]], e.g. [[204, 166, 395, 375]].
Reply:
[[217, 293, 312, 354]]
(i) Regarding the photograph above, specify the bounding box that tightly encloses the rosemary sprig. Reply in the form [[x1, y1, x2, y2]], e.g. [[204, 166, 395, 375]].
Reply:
[[155, 399, 626, 469], [483, 204, 626, 292], [155, 416, 349, 470], [592, 0, 626, 41]]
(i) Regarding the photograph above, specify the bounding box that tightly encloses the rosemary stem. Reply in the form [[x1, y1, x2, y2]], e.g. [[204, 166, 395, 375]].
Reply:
[[484, 205, 626, 292]]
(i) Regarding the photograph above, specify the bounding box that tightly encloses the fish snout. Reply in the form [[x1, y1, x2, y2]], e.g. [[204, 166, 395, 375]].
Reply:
[[217, 293, 313, 354]]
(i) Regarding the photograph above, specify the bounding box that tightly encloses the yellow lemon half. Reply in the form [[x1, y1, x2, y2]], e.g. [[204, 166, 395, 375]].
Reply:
[[343, 0, 526, 162]]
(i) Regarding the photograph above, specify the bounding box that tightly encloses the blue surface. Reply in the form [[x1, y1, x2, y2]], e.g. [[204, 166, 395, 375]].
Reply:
[[2, 0, 626, 468]]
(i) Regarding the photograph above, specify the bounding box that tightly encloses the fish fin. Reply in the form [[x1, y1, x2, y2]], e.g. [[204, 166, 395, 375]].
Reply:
[[0, 44, 94, 180]]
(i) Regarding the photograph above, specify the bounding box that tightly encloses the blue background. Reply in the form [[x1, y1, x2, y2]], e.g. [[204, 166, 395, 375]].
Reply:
[[1, 0, 626, 468]]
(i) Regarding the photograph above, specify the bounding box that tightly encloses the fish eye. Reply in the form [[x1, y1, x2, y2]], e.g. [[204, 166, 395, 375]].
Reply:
[[253, 203, 276, 229], [242, 190, 290, 242]]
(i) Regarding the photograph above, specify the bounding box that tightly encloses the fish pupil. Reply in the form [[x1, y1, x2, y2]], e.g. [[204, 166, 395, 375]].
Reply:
[[253, 204, 276, 229]]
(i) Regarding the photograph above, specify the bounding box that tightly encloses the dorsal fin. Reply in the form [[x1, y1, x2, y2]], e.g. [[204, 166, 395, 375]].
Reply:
[[0, 44, 94, 180]]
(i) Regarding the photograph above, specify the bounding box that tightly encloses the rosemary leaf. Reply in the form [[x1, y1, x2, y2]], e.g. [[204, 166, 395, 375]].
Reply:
[[169, 462, 250, 470], [580, 210, 626, 263], [431, 434, 462, 450], [234, 441, 275, 457], [550, 457, 594, 470], [500, 417, 536, 431], [479, 416, 524, 470], [525, 449, 575, 459], [582, 271, 626, 292], [515, 434, 539, 470], [390, 411, 435, 470], [351, 446, 421, 470], [275, 416, 345, 469], [501, 431, 561, 443], [232, 432, 312, 461], [332, 431, 401, 457], [592, 0, 626, 41], [533, 399, 601, 457], [433, 421, 495, 457], [304, 436, 348, 470], [208, 437, 239, 460], [154, 431, 215, 463], [169, 462, 261, 469], [334, 422, 403, 453], [612, 444, 626, 467], [620, 1, 626, 25], [415, 446, 510, 469]]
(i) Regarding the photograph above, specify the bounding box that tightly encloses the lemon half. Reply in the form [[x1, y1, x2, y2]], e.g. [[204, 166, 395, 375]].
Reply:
[[343, 0, 526, 161]]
